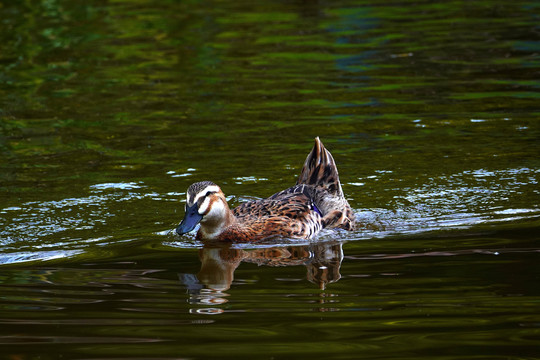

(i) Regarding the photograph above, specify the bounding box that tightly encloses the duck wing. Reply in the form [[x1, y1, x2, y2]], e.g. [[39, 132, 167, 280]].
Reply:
[[232, 190, 323, 240]]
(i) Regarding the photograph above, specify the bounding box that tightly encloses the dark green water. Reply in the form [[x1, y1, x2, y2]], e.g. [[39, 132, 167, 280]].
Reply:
[[1, 0, 539, 358]]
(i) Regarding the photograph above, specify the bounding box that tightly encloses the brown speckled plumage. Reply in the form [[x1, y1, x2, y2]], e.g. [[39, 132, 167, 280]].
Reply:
[[176, 137, 355, 242]]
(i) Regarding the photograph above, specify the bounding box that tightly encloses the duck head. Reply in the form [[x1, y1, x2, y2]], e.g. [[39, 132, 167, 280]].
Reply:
[[176, 181, 235, 239]]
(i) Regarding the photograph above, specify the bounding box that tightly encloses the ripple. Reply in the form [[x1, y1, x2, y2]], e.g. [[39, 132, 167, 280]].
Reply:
[[2, 165, 539, 265], [0, 335, 163, 344], [89, 182, 144, 190], [234, 176, 269, 184], [0, 250, 84, 265]]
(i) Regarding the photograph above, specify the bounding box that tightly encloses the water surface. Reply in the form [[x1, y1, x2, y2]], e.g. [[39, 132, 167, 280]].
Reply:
[[0, 0, 539, 359]]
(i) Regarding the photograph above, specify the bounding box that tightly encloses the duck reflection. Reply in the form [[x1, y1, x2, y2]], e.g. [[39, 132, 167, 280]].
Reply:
[[180, 242, 344, 308]]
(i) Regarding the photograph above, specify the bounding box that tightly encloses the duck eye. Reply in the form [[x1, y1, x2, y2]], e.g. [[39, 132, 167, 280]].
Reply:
[[205, 191, 213, 197]]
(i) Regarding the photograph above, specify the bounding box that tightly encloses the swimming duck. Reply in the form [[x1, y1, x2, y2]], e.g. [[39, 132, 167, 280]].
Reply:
[[176, 137, 355, 241]]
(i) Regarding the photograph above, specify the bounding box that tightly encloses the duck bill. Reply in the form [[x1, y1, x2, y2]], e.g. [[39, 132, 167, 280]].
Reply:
[[176, 204, 203, 235]]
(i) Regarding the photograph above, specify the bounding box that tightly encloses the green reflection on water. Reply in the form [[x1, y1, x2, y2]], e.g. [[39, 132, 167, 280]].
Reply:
[[0, 0, 539, 358], [0, 0, 539, 255]]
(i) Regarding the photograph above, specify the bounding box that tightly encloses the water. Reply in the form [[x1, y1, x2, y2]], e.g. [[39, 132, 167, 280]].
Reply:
[[1, 0, 539, 358]]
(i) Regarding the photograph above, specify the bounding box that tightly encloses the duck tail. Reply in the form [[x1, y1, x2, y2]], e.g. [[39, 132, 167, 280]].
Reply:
[[296, 137, 355, 231], [296, 137, 343, 197]]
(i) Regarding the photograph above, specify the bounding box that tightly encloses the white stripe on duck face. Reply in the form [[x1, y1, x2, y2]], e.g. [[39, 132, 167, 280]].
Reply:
[[199, 196, 226, 219], [188, 184, 221, 207], [198, 196, 212, 215]]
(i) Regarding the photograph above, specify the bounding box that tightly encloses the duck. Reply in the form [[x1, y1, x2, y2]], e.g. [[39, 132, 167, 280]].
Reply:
[[175, 137, 355, 242]]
